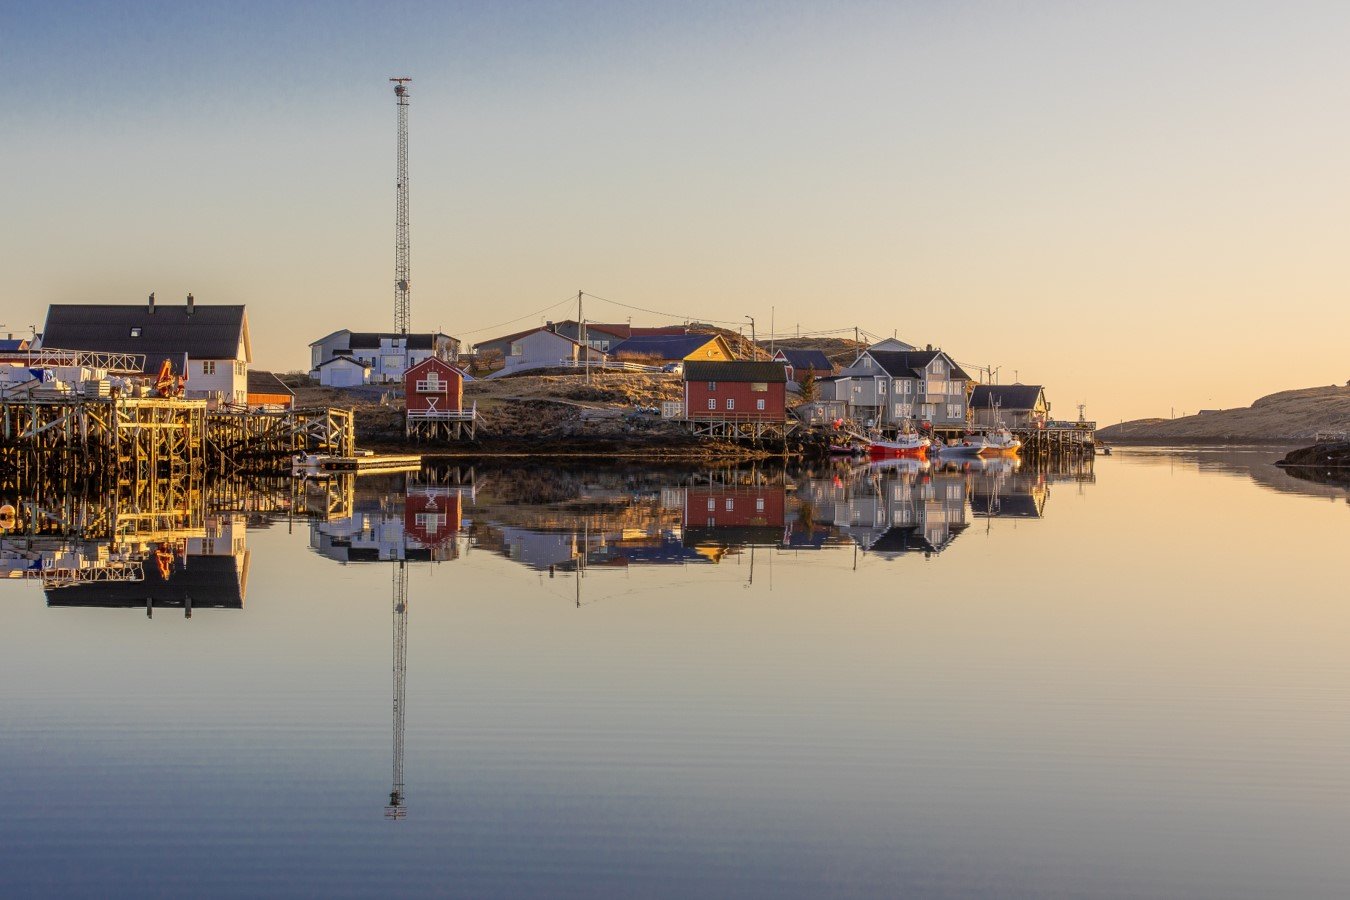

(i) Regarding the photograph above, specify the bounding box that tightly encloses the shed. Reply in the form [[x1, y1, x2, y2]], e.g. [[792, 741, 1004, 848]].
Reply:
[[969, 384, 1049, 428], [315, 355, 370, 388], [246, 371, 295, 409], [404, 357, 465, 414]]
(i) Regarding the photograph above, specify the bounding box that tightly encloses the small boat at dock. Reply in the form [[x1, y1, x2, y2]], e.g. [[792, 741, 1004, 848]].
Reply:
[[292, 452, 423, 477], [867, 432, 930, 460]]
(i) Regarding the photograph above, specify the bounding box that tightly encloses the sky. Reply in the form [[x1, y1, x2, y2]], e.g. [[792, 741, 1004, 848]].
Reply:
[[3, 0, 1348, 422]]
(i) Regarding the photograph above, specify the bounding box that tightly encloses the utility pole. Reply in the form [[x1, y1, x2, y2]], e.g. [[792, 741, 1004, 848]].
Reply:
[[769, 306, 775, 358], [578, 290, 589, 384], [745, 316, 755, 358], [390, 78, 412, 335]]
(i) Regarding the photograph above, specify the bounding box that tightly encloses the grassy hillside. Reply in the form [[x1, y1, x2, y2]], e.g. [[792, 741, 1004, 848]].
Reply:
[[1099, 385, 1350, 443]]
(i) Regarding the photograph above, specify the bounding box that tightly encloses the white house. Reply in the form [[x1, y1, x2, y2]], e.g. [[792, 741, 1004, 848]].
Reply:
[[309, 330, 459, 383], [41, 296, 251, 407], [315, 356, 371, 388]]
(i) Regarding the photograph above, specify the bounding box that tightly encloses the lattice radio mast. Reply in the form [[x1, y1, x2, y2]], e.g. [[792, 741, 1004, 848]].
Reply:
[[385, 560, 409, 819], [391, 77, 412, 335]]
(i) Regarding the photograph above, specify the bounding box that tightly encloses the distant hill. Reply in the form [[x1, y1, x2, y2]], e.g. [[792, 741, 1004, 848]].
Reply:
[[1099, 385, 1350, 443]]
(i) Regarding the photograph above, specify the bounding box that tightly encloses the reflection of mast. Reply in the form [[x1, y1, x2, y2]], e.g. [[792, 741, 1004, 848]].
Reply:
[[385, 560, 408, 819]]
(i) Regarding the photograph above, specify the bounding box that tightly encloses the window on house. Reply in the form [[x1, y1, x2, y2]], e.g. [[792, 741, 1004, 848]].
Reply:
[[510, 343, 522, 356], [707, 398, 716, 410], [947, 403, 963, 419], [707, 498, 715, 511], [202, 361, 216, 376], [756, 498, 765, 512], [129, 327, 142, 338], [726, 398, 735, 410], [756, 399, 765, 410], [878, 381, 887, 394], [708, 381, 717, 391], [726, 499, 734, 511]]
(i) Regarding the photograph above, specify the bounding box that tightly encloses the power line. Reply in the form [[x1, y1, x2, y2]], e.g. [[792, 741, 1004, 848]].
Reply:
[[457, 294, 578, 338], [581, 292, 746, 327]]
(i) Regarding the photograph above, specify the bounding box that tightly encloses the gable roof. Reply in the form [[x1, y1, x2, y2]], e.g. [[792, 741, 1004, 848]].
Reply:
[[347, 332, 457, 350], [773, 348, 834, 372], [246, 371, 295, 395], [42, 304, 249, 371], [315, 355, 369, 370], [683, 360, 787, 383], [0, 339, 29, 352], [969, 384, 1046, 411], [612, 334, 728, 360], [405, 356, 468, 377], [863, 350, 972, 381]]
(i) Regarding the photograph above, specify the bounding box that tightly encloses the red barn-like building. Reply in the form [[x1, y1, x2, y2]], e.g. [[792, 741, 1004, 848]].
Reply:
[[404, 358, 476, 440], [683, 361, 788, 421]]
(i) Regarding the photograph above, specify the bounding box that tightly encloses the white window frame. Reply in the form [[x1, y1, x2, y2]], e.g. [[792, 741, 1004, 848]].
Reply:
[[707, 398, 717, 410], [756, 399, 765, 410], [726, 398, 735, 411]]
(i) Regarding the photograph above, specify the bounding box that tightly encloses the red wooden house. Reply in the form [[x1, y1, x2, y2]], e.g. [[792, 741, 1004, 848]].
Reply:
[[404, 487, 463, 560], [404, 357, 476, 440], [683, 361, 788, 421]]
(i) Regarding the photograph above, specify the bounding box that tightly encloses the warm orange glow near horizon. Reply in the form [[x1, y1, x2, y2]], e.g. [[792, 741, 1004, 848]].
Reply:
[[4, 3, 1349, 422]]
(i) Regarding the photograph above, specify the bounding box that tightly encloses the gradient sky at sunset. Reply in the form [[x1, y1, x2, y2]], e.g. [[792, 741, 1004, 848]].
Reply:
[[3, 1, 1348, 421]]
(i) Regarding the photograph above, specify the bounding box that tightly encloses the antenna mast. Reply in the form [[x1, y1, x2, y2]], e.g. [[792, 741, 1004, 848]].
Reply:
[[391, 77, 412, 335]]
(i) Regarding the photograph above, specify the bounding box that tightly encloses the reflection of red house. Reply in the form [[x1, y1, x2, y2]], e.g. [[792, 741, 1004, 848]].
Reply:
[[404, 489, 462, 555], [404, 357, 465, 414], [683, 486, 786, 528]]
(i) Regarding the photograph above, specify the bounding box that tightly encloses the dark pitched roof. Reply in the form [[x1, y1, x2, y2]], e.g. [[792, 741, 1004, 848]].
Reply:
[[969, 384, 1045, 411], [315, 355, 367, 369], [42, 304, 248, 371], [0, 339, 28, 352], [347, 332, 457, 350], [611, 334, 725, 360], [865, 350, 972, 381], [45, 554, 246, 609], [774, 348, 834, 372], [683, 360, 787, 383], [247, 371, 295, 395]]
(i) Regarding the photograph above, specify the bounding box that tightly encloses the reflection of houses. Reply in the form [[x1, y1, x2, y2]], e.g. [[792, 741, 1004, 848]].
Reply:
[[798, 463, 968, 558], [29, 513, 250, 614], [310, 487, 464, 562], [968, 465, 1048, 518], [681, 485, 787, 562]]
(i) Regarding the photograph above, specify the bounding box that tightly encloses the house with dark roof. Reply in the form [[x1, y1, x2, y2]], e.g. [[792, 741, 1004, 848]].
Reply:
[[42, 296, 251, 406], [772, 348, 835, 383], [246, 371, 295, 409], [968, 384, 1049, 429], [611, 333, 734, 366], [309, 329, 459, 384], [488, 327, 607, 377], [682, 360, 788, 421], [826, 347, 972, 431]]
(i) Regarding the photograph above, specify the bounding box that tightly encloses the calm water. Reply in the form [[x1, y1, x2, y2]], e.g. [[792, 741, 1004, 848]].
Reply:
[[2, 449, 1347, 899]]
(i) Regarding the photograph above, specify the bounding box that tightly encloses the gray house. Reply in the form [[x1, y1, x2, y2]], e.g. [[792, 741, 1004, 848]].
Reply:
[[825, 348, 972, 431]]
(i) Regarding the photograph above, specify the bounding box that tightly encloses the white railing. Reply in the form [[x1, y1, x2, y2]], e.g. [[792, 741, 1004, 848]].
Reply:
[[407, 402, 477, 421], [1315, 431, 1348, 443], [554, 359, 664, 373], [0, 348, 147, 373]]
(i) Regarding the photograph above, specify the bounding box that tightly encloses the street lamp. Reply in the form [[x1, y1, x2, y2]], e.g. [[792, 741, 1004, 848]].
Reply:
[[745, 316, 756, 358]]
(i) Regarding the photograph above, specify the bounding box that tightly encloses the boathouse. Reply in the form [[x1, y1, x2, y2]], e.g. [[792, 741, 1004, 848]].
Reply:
[[41, 296, 251, 407], [246, 371, 295, 410], [404, 357, 475, 440], [968, 384, 1049, 429], [682, 361, 793, 439]]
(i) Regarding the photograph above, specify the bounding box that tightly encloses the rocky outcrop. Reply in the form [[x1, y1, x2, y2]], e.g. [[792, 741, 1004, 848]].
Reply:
[[1099, 385, 1350, 443]]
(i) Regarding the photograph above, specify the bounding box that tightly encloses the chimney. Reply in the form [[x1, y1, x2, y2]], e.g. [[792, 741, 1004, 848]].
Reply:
[[926, 343, 933, 351], [148, 292, 156, 314], [186, 293, 195, 316], [545, 320, 555, 333]]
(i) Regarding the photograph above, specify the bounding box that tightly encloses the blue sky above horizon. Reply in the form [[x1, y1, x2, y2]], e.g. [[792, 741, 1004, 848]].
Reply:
[[4, 1, 1349, 419]]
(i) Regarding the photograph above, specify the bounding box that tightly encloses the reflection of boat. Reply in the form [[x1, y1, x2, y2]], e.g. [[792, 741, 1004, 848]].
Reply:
[[867, 432, 930, 459], [867, 458, 930, 476]]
